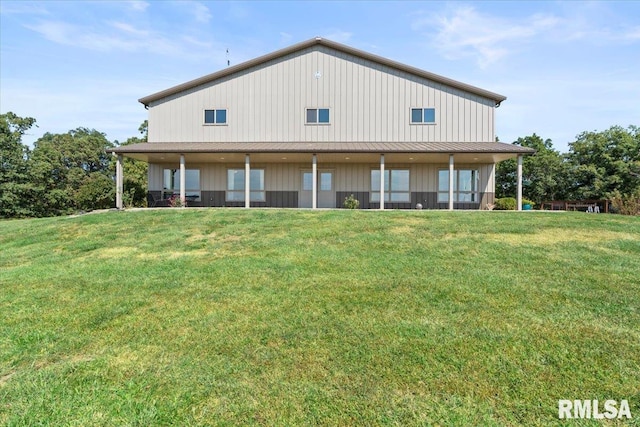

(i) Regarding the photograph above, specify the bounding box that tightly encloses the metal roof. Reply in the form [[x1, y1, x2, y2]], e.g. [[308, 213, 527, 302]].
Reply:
[[108, 141, 534, 155], [138, 37, 507, 107]]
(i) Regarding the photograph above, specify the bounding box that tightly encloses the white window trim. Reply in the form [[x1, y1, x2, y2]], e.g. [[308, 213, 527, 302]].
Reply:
[[437, 169, 479, 203], [226, 168, 266, 202], [163, 168, 201, 201], [203, 109, 228, 126], [305, 107, 331, 125], [370, 169, 411, 203], [410, 107, 436, 125]]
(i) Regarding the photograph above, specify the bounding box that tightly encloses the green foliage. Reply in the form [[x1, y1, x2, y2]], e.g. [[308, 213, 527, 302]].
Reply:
[[522, 198, 535, 208], [495, 134, 569, 204], [342, 193, 360, 209], [0, 112, 38, 217], [494, 197, 517, 210], [75, 174, 115, 211], [610, 189, 640, 215], [114, 120, 148, 207], [1, 210, 639, 425], [29, 128, 114, 215], [565, 125, 640, 200]]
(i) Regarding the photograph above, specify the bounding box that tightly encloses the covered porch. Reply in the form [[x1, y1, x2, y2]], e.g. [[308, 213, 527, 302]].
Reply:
[[108, 142, 533, 210]]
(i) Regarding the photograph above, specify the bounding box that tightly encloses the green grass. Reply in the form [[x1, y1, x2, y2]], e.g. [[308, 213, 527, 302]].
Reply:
[[1, 209, 639, 426]]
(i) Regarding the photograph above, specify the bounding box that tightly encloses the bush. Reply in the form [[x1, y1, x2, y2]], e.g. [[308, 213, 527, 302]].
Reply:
[[343, 194, 360, 209], [611, 190, 640, 215], [494, 197, 517, 210], [75, 174, 115, 211], [522, 198, 536, 209]]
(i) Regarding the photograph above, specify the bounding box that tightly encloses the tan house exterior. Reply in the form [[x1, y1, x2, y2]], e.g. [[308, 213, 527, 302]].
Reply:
[[109, 37, 534, 210]]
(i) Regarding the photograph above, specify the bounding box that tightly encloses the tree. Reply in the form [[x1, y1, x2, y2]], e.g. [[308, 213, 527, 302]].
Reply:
[[495, 134, 569, 204], [565, 125, 640, 200], [30, 128, 115, 215], [112, 120, 148, 207], [0, 112, 38, 217]]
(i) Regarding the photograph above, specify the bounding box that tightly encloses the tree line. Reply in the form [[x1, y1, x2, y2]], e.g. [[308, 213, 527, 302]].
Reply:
[[1, 112, 147, 218], [1, 111, 639, 218], [496, 126, 640, 213]]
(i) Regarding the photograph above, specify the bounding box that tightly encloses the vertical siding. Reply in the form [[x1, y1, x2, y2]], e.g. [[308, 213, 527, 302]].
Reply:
[[148, 46, 496, 144]]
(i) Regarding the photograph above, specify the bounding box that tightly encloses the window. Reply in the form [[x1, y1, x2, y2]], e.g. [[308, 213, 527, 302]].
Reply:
[[438, 169, 479, 203], [371, 169, 410, 202], [302, 172, 313, 191], [306, 108, 330, 124], [227, 169, 265, 202], [163, 169, 201, 201], [410, 108, 436, 124], [204, 109, 227, 124]]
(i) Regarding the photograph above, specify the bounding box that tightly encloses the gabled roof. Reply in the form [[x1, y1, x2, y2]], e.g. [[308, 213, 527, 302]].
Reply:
[[139, 37, 507, 107]]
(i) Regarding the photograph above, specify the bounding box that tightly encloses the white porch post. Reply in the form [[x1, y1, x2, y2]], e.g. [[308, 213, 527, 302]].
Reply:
[[245, 154, 251, 209], [116, 154, 123, 209], [312, 154, 318, 209], [379, 154, 385, 210], [179, 154, 186, 205], [517, 154, 523, 211], [448, 154, 454, 211]]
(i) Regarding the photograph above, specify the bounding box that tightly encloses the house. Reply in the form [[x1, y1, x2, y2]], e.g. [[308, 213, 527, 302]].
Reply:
[[108, 37, 534, 210]]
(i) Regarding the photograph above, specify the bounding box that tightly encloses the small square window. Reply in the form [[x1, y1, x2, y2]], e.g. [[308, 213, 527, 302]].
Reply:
[[306, 109, 318, 123], [411, 108, 423, 123], [423, 108, 435, 123], [318, 108, 330, 123], [216, 109, 227, 124], [204, 110, 215, 124]]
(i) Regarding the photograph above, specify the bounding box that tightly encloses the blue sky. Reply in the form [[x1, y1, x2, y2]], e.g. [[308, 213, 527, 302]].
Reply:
[[1, 1, 639, 152]]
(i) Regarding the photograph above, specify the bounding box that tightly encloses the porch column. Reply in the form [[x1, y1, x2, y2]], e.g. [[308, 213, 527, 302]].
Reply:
[[179, 154, 186, 205], [116, 154, 123, 210], [448, 154, 454, 211], [380, 154, 385, 210], [516, 154, 523, 211], [312, 154, 318, 209], [245, 154, 251, 208]]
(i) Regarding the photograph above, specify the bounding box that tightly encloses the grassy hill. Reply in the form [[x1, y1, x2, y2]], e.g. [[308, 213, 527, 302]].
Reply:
[[1, 209, 639, 426]]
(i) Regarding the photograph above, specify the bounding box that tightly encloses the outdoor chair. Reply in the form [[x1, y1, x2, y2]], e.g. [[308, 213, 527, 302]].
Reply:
[[147, 193, 162, 207]]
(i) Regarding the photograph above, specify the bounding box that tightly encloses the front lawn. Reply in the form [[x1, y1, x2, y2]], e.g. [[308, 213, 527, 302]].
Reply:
[[1, 210, 638, 425]]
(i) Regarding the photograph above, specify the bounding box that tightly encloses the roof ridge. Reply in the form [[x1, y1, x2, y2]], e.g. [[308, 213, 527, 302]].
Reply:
[[138, 38, 506, 107]]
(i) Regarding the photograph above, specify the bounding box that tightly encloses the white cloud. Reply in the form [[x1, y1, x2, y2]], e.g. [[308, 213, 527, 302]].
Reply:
[[128, 1, 149, 12], [0, 2, 49, 15], [23, 19, 219, 60], [188, 1, 212, 24], [413, 6, 559, 68]]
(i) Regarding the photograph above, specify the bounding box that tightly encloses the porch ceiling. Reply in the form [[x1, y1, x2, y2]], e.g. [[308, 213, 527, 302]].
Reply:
[[111, 141, 533, 164]]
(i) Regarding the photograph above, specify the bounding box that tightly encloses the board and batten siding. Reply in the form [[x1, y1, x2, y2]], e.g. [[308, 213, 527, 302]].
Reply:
[[149, 163, 495, 195], [148, 45, 496, 144]]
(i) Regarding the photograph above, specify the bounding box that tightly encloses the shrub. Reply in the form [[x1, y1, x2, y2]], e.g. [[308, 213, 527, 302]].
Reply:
[[167, 195, 186, 208], [610, 190, 640, 215], [522, 198, 536, 209], [343, 194, 360, 209], [494, 197, 517, 210]]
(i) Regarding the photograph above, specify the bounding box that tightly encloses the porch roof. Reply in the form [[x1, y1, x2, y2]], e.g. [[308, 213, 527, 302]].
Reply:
[[108, 141, 535, 155], [108, 141, 534, 164]]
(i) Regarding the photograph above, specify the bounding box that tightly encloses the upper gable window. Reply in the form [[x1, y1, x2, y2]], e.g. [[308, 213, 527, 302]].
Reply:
[[204, 109, 227, 125], [411, 108, 436, 124], [306, 108, 330, 124]]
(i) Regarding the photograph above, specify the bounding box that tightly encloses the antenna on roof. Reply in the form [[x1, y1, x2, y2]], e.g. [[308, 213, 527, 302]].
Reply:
[[226, 48, 230, 67]]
